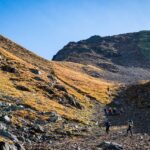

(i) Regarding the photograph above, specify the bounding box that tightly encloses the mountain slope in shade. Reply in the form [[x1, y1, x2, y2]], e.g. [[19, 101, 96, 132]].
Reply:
[[125, 81, 150, 108], [53, 31, 150, 83]]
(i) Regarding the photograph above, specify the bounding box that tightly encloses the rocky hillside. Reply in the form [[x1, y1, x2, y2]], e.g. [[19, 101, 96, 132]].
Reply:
[[0, 33, 150, 150], [0, 35, 120, 149], [52, 31, 150, 149], [53, 31, 150, 83], [125, 81, 150, 108]]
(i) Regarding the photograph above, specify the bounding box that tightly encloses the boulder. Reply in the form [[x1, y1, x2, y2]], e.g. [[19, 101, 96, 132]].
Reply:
[[0, 141, 25, 150], [3, 116, 11, 123], [0, 123, 7, 130], [29, 68, 41, 75], [0, 130, 18, 142], [0, 142, 17, 150], [14, 143, 25, 150], [38, 85, 54, 95], [97, 63, 119, 73], [54, 84, 67, 93], [59, 94, 83, 109], [66, 95, 83, 109], [0, 102, 7, 107], [48, 112, 59, 122], [33, 76, 44, 81], [47, 75, 56, 81], [90, 72, 100, 78], [15, 85, 30, 92], [5, 105, 24, 111], [97, 141, 123, 150], [30, 125, 44, 133], [1, 65, 18, 73]]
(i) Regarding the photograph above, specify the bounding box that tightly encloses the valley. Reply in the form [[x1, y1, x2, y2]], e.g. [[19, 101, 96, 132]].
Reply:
[[0, 32, 150, 150]]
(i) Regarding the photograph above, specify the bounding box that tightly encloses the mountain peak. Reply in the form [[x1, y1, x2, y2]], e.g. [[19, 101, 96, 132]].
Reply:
[[85, 35, 102, 43], [53, 31, 150, 82]]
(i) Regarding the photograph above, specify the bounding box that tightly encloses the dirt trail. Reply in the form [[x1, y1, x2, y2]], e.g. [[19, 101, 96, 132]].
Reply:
[[28, 95, 150, 150], [50, 94, 150, 150]]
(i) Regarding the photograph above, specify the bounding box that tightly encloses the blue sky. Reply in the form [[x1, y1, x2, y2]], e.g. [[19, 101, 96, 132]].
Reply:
[[0, 0, 150, 59]]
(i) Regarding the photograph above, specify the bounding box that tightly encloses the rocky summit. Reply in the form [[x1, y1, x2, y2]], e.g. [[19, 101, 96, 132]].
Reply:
[[53, 31, 150, 83], [0, 32, 150, 150]]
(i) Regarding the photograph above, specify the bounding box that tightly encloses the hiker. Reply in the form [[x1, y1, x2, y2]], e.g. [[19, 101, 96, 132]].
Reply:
[[108, 107, 113, 116], [127, 120, 133, 136], [119, 107, 124, 115], [104, 108, 108, 115], [105, 120, 111, 134], [112, 107, 117, 115]]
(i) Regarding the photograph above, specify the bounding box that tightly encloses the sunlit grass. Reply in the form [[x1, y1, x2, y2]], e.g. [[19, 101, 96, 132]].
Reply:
[[52, 62, 119, 104]]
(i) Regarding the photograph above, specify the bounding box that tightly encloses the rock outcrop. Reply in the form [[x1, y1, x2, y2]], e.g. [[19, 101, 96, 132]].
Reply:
[[53, 31, 150, 83]]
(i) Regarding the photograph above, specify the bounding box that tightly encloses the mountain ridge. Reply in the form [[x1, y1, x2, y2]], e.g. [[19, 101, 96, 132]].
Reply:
[[53, 31, 150, 66], [53, 31, 150, 83]]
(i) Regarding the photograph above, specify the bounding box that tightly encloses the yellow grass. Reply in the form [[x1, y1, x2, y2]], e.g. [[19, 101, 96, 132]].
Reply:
[[52, 62, 119, 104], [0, 136, 13, 143], [0, 44, 119, 126], [0, 49, 82, 123]]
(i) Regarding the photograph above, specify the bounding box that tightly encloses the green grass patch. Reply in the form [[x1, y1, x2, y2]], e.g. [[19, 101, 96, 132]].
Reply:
[[138, 32, 150, 59]]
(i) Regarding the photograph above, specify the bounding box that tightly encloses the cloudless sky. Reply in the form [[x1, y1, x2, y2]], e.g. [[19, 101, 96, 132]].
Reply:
[[0, 0, 150, 59]]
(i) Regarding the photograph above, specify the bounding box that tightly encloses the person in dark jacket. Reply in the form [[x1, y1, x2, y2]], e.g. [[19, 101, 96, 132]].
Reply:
[[108, 107, 113, 116], [105, 120, 111, 134], [127, 120, 133, 136]]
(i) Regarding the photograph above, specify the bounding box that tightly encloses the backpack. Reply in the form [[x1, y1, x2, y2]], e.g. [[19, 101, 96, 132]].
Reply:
[[128, 120, 133, 127], [105, 121, 110, 127]]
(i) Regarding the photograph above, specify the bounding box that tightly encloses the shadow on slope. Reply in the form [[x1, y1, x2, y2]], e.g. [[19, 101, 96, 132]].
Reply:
[[105, 83, 150, 135]]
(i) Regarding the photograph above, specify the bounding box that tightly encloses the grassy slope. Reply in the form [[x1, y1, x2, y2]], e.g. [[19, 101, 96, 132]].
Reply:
[[0, 43, 120, 128], [52, 61, 119, 104], [0, 34, 53, 72], [0, 48, 81, 124]]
